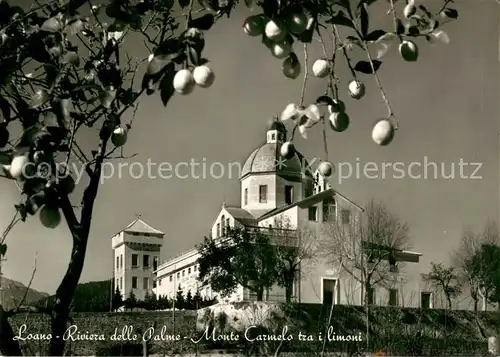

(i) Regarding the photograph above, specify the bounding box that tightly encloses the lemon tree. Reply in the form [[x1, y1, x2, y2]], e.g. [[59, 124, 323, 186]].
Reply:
[[0, 0, 458, 355]]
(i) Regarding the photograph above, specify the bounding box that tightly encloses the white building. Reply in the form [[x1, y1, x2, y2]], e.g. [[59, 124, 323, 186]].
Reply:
[[151, 121, 425, 306], [111, 218, 164, 300]]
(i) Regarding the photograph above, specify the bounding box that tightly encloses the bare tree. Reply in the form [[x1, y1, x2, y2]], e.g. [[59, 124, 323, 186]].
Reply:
[[321, 199, 412, 305], [271, 216, 319, 303], [453, 220, 499, 311], [424, 262, 462, 310]]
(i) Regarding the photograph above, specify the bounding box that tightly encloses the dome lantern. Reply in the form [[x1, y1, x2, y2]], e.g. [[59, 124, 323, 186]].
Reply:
[[266, 116, 287, 143]]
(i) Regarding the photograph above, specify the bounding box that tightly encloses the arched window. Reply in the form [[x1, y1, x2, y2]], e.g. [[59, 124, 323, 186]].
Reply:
[[322, 197, 337, 222], [221, 215, 225, 235]]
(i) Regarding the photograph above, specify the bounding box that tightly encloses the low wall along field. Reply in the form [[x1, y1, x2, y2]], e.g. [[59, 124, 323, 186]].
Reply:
[[7, 303, 500, 356]]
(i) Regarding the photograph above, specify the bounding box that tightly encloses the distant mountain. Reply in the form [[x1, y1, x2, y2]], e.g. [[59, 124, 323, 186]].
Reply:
[[0, 277, 49, 311]]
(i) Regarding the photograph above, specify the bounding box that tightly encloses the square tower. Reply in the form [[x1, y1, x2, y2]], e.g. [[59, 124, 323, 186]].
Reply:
[[111, 218, 164, 302]]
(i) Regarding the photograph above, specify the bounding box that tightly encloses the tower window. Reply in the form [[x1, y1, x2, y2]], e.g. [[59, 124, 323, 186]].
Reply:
[[132, 277, 138, 289], [259, 185, 268, 203], [131, 254, 138, 267], [143, 254, 150, 268], [226, 218, 230, 229], [116, 256, 119, 269], [120, 254, 123, 268], [285, 185, 293, 204], [169, 275, 173, 282], [221, 215, 225, 235], [216, 223, 220, 237], [244, 188, 248, 205], [271, 133, 276, 140]]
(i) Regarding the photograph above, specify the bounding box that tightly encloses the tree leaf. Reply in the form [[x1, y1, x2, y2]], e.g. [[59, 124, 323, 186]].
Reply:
[[418, 5, 432, 18], [426, 30, 450, 45], [146, 55, 170, 75], [179, 0, 190, 8], [372, 32, 397, 59], [188, 14, 215, 31], [159, 63, 176, 107], [354, 60, 381, 74], [41, 17, 63, 32], [406, 25, 420, 37], [343, 36, 363, 50], [0, 243, 7, 256], [441, 8, 458, 19], [359, 2, 369, 37], [364, 30, 385, 41], [0, 96, 10, 120], [326, 11, 354, 29], [316, 96, 335, 106], [187, 46, 199, 66]]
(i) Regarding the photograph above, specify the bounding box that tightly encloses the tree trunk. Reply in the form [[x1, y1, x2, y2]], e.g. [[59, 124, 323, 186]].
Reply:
[[0, 305, 23, 356], [447, 296, 452, 310], [285, 282, 293, 303], [49, 227, 89, 355], [256, 288, 264, 301]]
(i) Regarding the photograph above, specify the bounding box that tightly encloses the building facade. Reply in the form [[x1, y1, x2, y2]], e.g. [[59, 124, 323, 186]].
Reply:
[[150, 121, 424, 307], [111, 218, 164, 301]]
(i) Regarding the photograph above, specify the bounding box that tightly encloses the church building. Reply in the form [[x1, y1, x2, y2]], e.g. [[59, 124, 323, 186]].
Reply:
[[112, 120, 425, 307]]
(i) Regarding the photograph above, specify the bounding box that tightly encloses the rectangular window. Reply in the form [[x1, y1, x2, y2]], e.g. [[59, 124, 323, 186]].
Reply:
[[169, 275, 173, 282], [116, 256, 119, 269], [259, 185, 268, 203], [143, 255, 150, 268], [188, 267, 191, 274], [132, 277, 137, 289], [153, 257, 158, 271], [341, 209, 351, 225], [388, 289, 398, 306], [244, 188, 248, 205], [194, 265, 197, 271], [182, 270, 185, 277], [120, 277, 122, 289], [153, 281, 157, 288], [226, 218, 230, 229], [116, 279, 119, 289], [421, 292, 432, 309], [159, 279, 162, 286], [177, 272, 180, 278], [216, 223, 220, 237], [131, 254, 138, 267], [143, 277, 149, 290], [120, 254, 123, 268], [285, 185, 293, 204], [308, 206, 318, 221]]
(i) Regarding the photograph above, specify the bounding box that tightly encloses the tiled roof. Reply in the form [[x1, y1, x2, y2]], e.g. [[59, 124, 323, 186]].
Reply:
[[123, 218, 164, 235]]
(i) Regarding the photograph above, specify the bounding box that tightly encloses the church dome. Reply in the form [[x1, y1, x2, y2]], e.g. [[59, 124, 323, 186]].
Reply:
[[240, 142, 312, 181]]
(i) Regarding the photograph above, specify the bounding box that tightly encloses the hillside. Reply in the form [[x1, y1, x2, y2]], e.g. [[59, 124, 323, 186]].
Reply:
[[0, 277, 49, 310], [36, 279, 113, 312]]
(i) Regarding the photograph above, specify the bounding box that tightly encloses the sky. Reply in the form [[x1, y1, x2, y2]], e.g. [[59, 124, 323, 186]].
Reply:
[[1, 0, 499, 295]]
